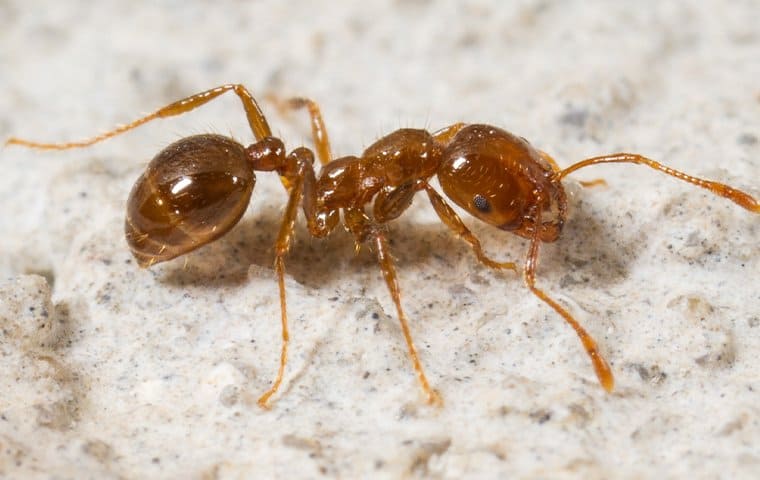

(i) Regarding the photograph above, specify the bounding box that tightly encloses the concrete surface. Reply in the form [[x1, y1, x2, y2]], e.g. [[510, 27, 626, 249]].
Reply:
[[1, 1, 759, 478]]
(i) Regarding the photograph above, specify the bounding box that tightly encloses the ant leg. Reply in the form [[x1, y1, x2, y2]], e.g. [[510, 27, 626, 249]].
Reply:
[[372, 180, 419, 223], [269, 96, 333, 166], [540, 151, 606, 188], [523, 220, 614, 392], [256, 146, 313, 408], [256, 254, 291, 409], [557, 153, 760, 213], [344, 208, 443, 406], [6, 84, 272, 150], [431, 123, 466, 145], [576, 179, 608, 188], [423, 184, 518, 271]]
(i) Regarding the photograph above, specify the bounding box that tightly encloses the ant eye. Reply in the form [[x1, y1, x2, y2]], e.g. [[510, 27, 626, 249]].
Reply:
[[473, 194, 491, 213]]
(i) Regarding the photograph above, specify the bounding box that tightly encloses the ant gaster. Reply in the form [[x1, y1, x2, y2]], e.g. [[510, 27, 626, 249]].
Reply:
[[7, 84, 759, 407]]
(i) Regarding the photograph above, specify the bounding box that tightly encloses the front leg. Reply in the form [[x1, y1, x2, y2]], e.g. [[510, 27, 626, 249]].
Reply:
[[424, 184, 517, 272], [522, 209, 614, 392]]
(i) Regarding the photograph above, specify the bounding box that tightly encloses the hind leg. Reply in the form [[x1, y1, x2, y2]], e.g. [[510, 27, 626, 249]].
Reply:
[[7, 84, 273, 149], [254, 147, 318, 408], [268, 96, 333, 166]]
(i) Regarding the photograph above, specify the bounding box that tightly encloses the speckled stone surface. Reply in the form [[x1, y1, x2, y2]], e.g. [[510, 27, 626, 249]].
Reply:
[[1, 1, 759, 478]]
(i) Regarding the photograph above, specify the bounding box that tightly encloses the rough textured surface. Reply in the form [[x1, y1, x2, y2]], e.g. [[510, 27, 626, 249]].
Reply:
[[1, 1, 759, 478]]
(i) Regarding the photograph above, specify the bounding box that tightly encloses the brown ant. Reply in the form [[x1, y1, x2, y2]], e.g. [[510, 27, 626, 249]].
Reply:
[[6, 84, 759, 407]]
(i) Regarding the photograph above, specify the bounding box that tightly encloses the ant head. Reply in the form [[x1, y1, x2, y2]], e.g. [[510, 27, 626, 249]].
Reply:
[[437, 124, 566, 242]]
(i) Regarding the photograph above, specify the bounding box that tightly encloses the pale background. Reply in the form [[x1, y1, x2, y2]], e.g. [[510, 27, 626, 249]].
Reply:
[[1, 1, 759, 478]]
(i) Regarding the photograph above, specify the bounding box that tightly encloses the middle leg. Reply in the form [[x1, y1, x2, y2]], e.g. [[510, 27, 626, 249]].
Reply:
[[344, 208, 443, 406]]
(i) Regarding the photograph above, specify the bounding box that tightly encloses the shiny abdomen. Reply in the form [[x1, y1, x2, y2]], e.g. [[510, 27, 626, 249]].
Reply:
[[125, 134, 255, 266]]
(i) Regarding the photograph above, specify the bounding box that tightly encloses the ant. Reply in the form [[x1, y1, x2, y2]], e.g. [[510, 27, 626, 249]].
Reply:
[[6, 84, 759, 408]]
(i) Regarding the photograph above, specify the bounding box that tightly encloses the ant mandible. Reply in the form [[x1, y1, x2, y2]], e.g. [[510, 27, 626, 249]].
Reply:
[[7, 84, 759, 407]]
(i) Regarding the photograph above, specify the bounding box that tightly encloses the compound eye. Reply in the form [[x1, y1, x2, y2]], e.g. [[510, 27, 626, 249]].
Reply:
[[473, 194, 491, 213]]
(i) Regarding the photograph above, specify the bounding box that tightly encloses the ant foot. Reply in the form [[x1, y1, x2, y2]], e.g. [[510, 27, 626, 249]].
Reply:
[[425, 389, 444, 407]]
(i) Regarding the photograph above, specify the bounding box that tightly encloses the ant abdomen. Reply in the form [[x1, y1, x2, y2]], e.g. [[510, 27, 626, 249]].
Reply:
[[125, 134, 255, 267]]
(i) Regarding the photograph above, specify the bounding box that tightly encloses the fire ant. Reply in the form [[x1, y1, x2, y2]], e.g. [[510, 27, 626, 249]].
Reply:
[[6, 84, 759, 407]]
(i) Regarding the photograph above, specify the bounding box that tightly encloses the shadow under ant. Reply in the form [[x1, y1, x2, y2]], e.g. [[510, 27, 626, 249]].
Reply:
[[158, 189, 642, 296]]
